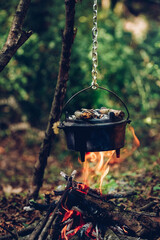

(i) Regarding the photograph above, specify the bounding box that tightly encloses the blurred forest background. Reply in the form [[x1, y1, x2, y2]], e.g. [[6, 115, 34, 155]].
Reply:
[[0, 0, 160, 196]]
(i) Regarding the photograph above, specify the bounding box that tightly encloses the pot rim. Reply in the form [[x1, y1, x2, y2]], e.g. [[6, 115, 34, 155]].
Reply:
[[60, 119, 131, 128]]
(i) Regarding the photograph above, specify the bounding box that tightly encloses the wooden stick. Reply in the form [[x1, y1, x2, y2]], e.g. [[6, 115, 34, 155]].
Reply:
[[55, 176, 137, 201], [28, 212, 52, 240], [28, 198, 57, 240], [38, 178, 73, 240], [29, 0, 77, 200]]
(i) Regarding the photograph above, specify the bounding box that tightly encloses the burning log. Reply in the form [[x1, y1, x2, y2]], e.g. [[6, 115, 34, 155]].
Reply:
[[65, 188, 160, 239], [4, 171, 158, 240]]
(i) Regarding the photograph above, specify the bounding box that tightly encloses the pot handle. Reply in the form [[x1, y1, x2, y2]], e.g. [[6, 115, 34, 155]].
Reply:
[[62, 85, 130, 120]]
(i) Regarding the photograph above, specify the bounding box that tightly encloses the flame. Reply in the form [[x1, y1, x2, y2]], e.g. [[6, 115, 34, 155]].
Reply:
[[76, 183, 89, 194], [61, 126, 140, 239], [129, 125, 140, 147], [62, 209, 74, 222], [122, 226, 128, 234], [80, 150, 115, 193], [61, 225, 68, 240], [109, 125, 140, 164], [79, 125, 140, 193]]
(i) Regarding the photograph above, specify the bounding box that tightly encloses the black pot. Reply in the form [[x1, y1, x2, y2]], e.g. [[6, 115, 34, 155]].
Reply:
[[59, 86, 131, 162]]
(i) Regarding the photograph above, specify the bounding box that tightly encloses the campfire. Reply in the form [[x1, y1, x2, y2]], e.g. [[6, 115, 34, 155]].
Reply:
[[0, 0, 159, 239], [34, 99, 148, 240], [2, 125, 159, 240], [25, 166, 160, 240], [22, 126, 160, 240]]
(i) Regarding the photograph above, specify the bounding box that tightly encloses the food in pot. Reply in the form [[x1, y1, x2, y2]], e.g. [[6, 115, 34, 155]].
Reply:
[[68, 107, 125, 121]]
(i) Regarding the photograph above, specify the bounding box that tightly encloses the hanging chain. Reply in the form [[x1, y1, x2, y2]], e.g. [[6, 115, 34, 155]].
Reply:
[[91, 0, 98, 89]]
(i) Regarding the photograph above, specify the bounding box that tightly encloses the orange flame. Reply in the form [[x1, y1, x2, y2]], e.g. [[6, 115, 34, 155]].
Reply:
[[61, 125, 140, 239], [122, 226, 128, 234], [78, 125, 140, 193], [61, 225, 68, 240], [109, 125, 140, 164], [80, 150, 115, 193]]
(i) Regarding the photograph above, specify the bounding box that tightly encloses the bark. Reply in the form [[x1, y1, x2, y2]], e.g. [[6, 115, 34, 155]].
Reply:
[[29, 0, 76, 200], [68, 189, 160, 238], [0, 0, 32, 72]]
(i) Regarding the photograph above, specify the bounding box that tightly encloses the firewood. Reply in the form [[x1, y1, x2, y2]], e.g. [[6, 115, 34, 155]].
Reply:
[[28, 212, 51, 240], [67, 189, 160, 238], [57, 174, 137, 201]]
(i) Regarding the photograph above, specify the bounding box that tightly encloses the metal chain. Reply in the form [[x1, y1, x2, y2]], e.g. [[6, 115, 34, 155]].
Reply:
[[91, 0, 98, 89]]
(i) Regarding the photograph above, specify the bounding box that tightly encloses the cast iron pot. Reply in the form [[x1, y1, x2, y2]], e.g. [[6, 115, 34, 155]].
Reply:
[[59, 86, 131, 162]]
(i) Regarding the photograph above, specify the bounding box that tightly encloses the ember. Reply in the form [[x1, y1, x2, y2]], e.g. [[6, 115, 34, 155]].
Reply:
[[22, 171, 160, 240]]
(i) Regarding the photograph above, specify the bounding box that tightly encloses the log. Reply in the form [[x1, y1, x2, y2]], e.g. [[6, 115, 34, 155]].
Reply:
[[66, 188, 160, 238]]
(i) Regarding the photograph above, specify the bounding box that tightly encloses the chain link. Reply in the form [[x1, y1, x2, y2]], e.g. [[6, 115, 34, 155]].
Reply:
[[91, 0, 98, 89]]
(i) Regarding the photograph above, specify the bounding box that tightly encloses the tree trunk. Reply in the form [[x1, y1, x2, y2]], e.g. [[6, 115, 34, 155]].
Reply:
[[29, 0, 77, 200]]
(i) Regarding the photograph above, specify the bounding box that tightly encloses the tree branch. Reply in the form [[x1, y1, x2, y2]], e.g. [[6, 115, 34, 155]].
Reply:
[[0, 0, 32, 72], [29, 0, 76, 200]]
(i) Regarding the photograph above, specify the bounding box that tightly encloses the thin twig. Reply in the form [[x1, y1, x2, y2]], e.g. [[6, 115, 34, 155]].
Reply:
[[139, 201, 157, 211], [38, 178, 73, 240], [28, 206, 55, 240]]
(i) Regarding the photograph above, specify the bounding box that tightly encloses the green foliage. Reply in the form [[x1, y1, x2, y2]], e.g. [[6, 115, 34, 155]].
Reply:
[[101, 175, 118, 194], [0, 0, 160, 161]]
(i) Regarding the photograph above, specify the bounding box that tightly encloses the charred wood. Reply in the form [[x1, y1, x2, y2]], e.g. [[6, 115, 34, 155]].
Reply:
[[66, 188, 160, 238], [56, 174, 137, 201], [35, 176, 73, 240]]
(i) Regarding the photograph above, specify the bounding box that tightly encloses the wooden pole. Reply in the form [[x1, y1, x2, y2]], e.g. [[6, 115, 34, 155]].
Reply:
[[29, 0, 77, 200]]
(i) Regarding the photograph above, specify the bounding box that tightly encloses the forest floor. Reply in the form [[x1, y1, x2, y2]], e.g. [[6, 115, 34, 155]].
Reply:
[[0, 131, 160, 239]]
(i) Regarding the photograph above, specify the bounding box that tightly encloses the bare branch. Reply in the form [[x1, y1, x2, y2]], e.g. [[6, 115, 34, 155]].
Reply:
[[0, 0, 32, 72], [29, 0, 76, 200]]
